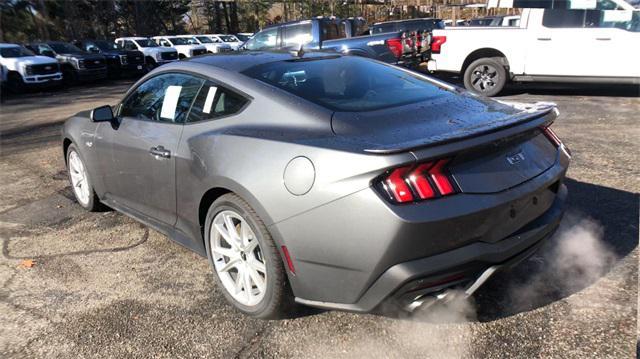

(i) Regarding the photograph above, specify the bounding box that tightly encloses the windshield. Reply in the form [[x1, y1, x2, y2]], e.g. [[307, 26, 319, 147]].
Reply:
[[235, 34, 251, 42], [168, 37, 190, 45], [93, 40, 119, 51], [0, 46, 35, 58], [243, 56, 450, 112], [49, 42, 83, 54], [196, 36, 213, 43], [220, 35, 239, 42], [135, 39, 158, 48]]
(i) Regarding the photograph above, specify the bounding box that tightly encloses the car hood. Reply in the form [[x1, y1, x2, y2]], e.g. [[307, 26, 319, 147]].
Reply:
[[173, 44, 206, 51], [330, 91, 557, 153], [102, 49, 143, 56], [56, 52, 105, 61], [1, 55, 58, 68]]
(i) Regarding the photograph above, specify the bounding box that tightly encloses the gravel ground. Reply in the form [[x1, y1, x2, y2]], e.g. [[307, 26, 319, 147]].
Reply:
[[0, 78, 638, 358]]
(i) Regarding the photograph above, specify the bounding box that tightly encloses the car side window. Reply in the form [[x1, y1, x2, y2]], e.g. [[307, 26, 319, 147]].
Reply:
[[124, 40, 136, 51], [120, 73, 204, 124], [284, 23, 313, 47], [244, 27, 278, 51], [186, 81, 248, 123]]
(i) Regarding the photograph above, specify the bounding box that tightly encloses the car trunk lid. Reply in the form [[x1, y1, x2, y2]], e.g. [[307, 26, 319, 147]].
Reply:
[[332, 98, 559, 194]]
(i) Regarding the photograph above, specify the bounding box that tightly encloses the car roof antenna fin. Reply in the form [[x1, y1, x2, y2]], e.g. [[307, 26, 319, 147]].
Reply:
[[290, 43, 305, 58]]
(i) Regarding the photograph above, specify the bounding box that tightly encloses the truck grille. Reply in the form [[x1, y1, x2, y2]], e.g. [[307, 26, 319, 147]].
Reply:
[[192, 48, 207, 56], [31, 63, 59, 75], [84, 58, 105, 69], [128, 54, 144, 64], [161, 51, 178, 60]]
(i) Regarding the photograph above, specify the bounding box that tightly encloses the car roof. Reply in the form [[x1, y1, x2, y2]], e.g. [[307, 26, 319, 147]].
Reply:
[[189, 50, 342, 73]]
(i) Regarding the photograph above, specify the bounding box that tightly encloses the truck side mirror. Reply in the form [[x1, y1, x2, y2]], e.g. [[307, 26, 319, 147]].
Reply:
[[42, 50, 55, 58]]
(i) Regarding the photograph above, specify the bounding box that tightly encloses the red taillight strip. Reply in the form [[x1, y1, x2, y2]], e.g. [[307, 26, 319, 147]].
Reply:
[[385, 166, 414, 203], [408, 163, 436, 199], [378, 158, 458, 204], [541, 126, 562, 148], [428, 159, 455, 196], [386, 38, 403, 59]]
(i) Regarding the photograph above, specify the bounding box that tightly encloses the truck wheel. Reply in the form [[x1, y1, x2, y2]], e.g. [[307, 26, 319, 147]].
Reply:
[[7, 72, 25, 93], [62, 67, 77, 86], [463, 57, 507, 97]]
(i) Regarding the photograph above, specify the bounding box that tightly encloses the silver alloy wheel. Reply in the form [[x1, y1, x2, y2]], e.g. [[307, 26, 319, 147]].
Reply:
[[211, 210, 267, 306], [471, 64, 499, 93], [68, 150, 90, 206]]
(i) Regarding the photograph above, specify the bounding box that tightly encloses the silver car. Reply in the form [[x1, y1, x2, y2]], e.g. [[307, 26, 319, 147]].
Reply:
[[62, 52, 570, 318]]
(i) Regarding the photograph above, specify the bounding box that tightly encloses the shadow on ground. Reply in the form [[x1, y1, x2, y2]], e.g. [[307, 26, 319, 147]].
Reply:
[[473, 177, 638, 322]]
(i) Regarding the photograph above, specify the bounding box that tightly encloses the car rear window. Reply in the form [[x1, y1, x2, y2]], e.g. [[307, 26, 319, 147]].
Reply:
[[242, 56, 450, 112]]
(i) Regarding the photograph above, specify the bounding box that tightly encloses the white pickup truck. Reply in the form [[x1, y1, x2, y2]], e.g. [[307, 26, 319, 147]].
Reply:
[[428, 2, 640, 96], [151, 36, 207, 59], [0, 43, 62, 92]]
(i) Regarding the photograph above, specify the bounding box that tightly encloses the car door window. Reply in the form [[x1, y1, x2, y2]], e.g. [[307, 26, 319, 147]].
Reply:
[[120, 73, 204, 124], [186, 81, 248, 123], [244, 27, 278, 50]]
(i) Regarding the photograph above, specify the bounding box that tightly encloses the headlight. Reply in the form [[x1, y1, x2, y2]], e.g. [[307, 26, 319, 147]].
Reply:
[[155, 52, 163, 61], [72, 58, 85, 69], [24, 64, 33, 76]]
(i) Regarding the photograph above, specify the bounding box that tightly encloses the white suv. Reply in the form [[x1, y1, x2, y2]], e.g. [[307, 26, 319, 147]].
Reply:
[[0, 43, 62, 92], [151, 36, 207, 58], [115, 37, 178, 69]]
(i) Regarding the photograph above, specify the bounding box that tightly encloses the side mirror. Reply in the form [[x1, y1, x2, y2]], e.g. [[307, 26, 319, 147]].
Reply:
[[91, 105, 115, 122], [89, 47, 100, 53], [42, 50, 55, 58], [164, 43, 171, 47]]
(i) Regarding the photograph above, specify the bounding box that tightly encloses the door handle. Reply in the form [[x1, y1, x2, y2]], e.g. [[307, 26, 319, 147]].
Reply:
[[537, 37, 551, 41], [149, 145, 171, 159], [595, 37, 611, 41]]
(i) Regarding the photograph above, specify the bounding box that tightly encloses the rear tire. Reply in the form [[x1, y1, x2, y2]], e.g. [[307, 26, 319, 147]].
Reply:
[[463, 57, 507, 97], [204, 193, 294, 319]]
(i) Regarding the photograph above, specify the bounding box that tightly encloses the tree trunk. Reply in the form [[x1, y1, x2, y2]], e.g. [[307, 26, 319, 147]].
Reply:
[[223, 2, 231, 33]]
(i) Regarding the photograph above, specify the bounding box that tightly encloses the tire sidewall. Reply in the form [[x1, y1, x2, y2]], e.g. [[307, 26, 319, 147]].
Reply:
[[66, 144, 96, 210], [463, 57, 507, 97], [204, 197, 280, 317]]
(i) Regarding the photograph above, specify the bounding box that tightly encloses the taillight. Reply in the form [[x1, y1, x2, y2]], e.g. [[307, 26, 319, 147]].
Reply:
[[386, 38, 403, 59], [378, 158, 458, 204], [431, 35, 447, 54], [540, 125, 561, 148], [540, 124, 571, 156]]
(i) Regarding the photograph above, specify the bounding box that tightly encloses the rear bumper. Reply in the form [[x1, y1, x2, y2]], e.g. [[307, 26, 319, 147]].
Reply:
[[296, 183, 566, 312]]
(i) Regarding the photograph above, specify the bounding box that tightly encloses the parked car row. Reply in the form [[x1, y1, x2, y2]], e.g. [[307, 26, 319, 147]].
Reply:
[[0, 33, 252, 93]]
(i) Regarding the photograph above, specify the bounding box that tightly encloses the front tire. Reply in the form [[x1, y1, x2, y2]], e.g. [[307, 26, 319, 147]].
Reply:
[[66, 144, 101, 211], [7, 72, 25, 93], [463, 57, 507, 97], [204, 193, 293, 319]]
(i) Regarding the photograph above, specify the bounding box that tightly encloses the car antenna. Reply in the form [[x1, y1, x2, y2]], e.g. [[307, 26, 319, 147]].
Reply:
[[289, 43, 305, 58]]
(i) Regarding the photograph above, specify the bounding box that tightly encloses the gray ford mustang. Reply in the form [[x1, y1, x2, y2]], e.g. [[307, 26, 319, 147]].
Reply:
[[62, 51, 570, 319]]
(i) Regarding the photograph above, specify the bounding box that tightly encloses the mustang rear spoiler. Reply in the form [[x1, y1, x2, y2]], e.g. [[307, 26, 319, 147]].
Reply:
[[363, 102, 558, 154]]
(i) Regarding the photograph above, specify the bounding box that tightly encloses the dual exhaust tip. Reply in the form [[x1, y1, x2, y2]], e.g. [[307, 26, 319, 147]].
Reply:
[[404, 265, 500, 312]]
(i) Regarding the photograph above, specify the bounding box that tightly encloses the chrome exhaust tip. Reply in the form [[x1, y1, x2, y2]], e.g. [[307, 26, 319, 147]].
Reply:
[[404, 265, 501, 312]]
